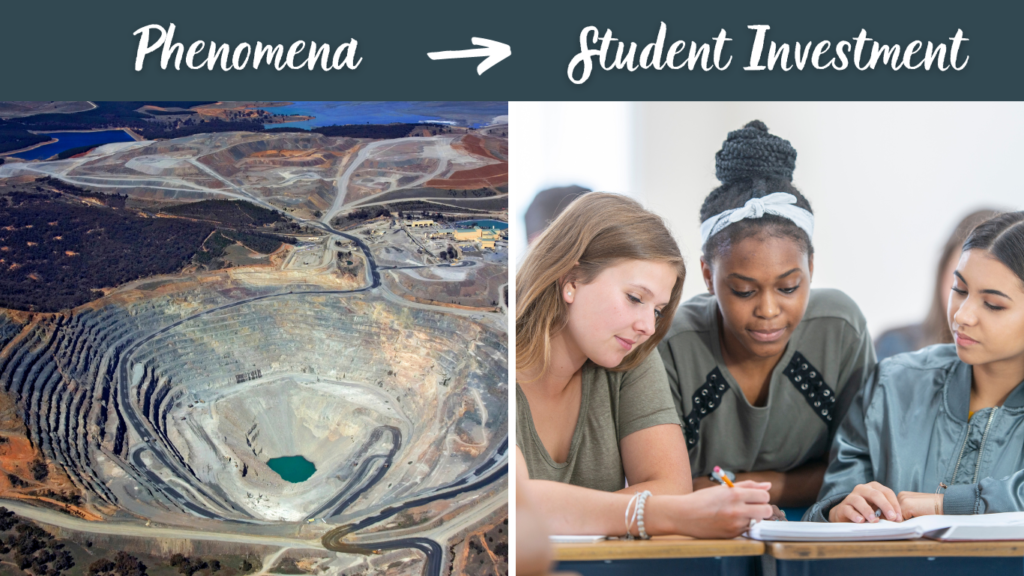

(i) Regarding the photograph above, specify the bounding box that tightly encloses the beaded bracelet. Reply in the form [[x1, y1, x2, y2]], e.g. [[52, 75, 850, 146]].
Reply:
[[635, 490, 653, 540]]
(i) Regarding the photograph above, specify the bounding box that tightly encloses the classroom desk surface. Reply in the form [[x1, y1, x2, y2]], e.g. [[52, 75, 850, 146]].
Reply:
[[553, 536, 765, 561], [554, 535, 1024, 565], [767, 539, 1024, 560]]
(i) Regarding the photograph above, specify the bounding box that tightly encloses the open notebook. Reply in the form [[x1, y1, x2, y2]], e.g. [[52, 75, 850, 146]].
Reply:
[[747, 512, 1024, 542]]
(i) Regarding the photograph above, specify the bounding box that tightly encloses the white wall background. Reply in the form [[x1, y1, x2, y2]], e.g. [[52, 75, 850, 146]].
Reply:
[[512, 102, 1024, 338], [509, 102, 634, 260]]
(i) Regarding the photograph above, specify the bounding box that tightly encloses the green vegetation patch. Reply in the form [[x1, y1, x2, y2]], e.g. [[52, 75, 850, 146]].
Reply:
[[161, 199, 286, 227], [0, 127, 50, 154], [311, 123, 450, 139], [204, 231, 235, 257], [220, 230, 288, 254], [0, 505, 262, 576], [265, 122, 454, 140], [0, 192, 213, 312], [0, 507, 76, 575], [332, 207, 391, 228], [381, 200, 492, 215], [144, 109, 197, 116], [55, 144, 100, 160], [37, 176, 127, 208], [192, 228, 294, 269], [268, 556, 309, 574], [429, 197, 508, 212], [363, 186, 497, 205]]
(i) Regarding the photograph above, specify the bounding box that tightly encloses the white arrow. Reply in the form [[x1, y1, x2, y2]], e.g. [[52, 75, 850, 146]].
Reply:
[[427, 37, 511, 75]]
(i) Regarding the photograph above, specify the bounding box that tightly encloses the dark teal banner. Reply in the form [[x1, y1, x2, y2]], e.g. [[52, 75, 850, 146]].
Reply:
[[0, 0, 1015, 100]]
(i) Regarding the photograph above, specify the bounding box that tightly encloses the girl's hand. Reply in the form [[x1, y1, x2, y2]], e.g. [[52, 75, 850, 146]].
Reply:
[[897, 492, 943, 519], [828, 481, 903, 523], [668, 481, 774, 538]]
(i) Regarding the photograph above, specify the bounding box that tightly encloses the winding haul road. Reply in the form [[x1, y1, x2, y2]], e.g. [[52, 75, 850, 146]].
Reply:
[[306, 426, 401, 521], [321, 136, 456, 225], [321, 437, 508, 575]]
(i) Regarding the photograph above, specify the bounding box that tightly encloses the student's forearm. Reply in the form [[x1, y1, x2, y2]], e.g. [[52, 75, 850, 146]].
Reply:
[[516, 466, 553, 576], [736, 461, 827, 507], [528, 479, 696, 536], [529, 479, 646, 535], [529, 478, 774, 538]]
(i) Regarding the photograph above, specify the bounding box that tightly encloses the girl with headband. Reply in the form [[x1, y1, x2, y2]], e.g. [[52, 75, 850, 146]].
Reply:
[[658, 121, 876, 508], [516, 193, 774, 539], [807, 212, 1024, 522]]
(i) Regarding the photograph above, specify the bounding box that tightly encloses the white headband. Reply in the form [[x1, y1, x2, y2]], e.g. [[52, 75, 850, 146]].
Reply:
[[699, 192, 815, 248]]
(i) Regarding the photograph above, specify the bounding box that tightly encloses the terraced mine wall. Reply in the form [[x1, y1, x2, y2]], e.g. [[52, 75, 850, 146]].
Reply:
[[0, 278, 506, 526]]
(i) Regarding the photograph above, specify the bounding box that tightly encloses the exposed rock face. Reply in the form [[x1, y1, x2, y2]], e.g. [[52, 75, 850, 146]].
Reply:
[[0, 274, 506, 527]]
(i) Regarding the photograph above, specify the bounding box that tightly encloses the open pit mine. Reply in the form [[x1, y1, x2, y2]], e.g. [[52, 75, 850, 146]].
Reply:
[[0, 117, 508, 575], [0, 266, 507, 570]]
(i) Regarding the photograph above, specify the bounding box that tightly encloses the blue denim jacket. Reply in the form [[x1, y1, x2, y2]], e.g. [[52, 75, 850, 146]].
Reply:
[[805, 344, 1024, 521]]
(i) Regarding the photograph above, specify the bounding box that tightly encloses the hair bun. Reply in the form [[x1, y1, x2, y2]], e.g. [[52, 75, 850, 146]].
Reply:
[[715, 120, 797, 185]]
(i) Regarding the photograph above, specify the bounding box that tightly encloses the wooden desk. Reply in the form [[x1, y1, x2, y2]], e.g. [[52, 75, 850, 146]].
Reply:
[[555, 537, 1024, 576], [554, 536, 764, 561], [763, 539, 1024, 576], [767, 539, 1024, 560]]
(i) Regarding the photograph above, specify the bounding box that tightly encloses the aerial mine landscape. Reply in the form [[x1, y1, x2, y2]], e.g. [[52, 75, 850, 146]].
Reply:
[[0, 102, 508, 575]]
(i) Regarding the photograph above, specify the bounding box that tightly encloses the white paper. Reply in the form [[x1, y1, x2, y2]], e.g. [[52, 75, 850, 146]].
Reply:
[[746, 512, 1024, 542], [747, 519, 923, 541], [549, 535, 607, 543]]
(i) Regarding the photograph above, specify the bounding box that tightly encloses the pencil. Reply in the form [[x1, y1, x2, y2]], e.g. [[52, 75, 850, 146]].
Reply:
[[714, 466, 734, 488]]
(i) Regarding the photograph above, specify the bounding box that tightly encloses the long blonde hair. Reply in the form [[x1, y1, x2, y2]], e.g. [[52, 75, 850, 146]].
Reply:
[[517, 193, 686, 377]]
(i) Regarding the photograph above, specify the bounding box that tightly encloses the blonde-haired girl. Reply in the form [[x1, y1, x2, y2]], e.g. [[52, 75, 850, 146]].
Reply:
[[516, 192, 774, 538]]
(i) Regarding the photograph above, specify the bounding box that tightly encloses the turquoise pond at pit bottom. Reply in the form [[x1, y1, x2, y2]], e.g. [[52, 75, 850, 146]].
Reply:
[[266, 455, 316, 483]]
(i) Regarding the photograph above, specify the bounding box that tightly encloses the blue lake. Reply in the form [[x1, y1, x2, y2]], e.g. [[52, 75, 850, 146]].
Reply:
[[260, 101, 507, 130], [13, 130, 135, 161], [266, 455, 316, 483], [454, 219, 508, 230]]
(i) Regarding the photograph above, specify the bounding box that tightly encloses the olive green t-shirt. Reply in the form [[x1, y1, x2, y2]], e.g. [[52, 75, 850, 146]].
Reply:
[[516, 349, 681, 492], [657, 288, 875, 478]]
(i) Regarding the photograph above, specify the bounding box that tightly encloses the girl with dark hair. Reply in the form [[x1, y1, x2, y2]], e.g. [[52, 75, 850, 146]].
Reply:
[[658, 121, 876, 508], [806, 211, 1024, 522]]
